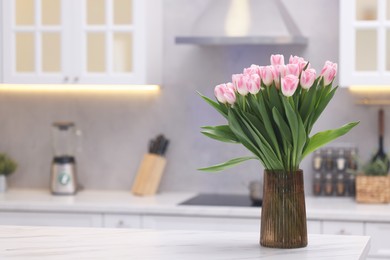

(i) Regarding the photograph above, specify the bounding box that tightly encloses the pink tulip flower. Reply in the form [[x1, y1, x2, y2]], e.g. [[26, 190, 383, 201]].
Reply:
[[286, 64, 300, 77], [246, 74, 261, 95], [224, 84, 236, 105], [214, 84, 227, 103], [289, 55, 309, 72], [226, 82, 235, 91], [300, 68, 316, 89], [243, 64, 261, 76], [320, 61, 338, 85], [281, 75, 299, 97], [272, 65, 286, 89], [232, 74, 244, 92], [259, 66, 275, 87], [238, 75, 250, 96], [276, 65, 287, 78], [270, 54, 285, 66]]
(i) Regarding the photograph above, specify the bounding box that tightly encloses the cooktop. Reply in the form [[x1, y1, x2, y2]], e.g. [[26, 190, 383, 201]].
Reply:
[[179, 194, 262, 207]]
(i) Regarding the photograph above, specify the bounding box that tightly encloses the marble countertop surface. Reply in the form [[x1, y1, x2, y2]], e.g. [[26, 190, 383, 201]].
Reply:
[[0, 226, 370, 259], [1, 189, 390, 222]]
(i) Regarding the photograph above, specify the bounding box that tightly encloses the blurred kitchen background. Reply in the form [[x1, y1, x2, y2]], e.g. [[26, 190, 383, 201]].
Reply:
[[0, 0, 383, 195]]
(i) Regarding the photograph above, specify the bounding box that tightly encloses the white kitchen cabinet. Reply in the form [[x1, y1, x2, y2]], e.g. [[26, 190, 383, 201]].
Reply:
[[365, 222, 390, 258], [0, 0, 3, 83], [1, 0, 161, 85], [103, 214, 141, 228], [339, 0, 390, 86], [322, 220, 364, 236], [0, 211, 103, 227], [307, 220, 321, 234], [142, 215, 260, 232]]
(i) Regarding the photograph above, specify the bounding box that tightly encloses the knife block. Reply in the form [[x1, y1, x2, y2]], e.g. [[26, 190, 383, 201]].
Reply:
[[131, 153, 167, 196]]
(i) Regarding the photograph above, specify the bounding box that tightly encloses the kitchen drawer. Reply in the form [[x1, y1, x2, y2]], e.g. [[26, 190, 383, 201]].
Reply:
[[365, 223, 390, 258], [307, 220, 321, 234], [322, 221, 364, 235], [142, 215, 259, 232], [0, 211, 102, 227], [103, 214, 142, 229]]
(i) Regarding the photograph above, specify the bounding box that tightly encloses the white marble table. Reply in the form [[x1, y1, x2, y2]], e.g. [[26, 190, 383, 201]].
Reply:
[[0, 226, 370, 259]]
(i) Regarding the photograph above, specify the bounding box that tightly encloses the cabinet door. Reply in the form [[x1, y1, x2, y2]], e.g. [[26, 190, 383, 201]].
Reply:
[[72, 0, 149, 84], [365, 223, 390, 258], [142, 215, 260, 232], [0, 211, 103, 227], [103, 214, 141, 228], [2, 0, 161, 85], [0, 1, 3, 83], [2, 0, 71, 83], [340, 0, 390, 86], [307, 220, 321, 234], [322, 220, 364, 235]]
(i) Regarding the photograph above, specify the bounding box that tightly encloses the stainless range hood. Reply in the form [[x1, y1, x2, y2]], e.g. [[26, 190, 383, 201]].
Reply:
[[175, 0, 308, 46]]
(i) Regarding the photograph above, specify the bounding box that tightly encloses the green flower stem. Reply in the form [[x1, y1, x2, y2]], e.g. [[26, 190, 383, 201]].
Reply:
[[300, 88, 307, 106]]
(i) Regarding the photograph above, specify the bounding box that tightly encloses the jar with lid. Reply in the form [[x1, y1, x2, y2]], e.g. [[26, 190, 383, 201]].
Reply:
[[312, 150, 323, 171], [324, 172, 334, 196], [336, 149, 347, 172], [347, 148, 358, 171], [347, 174, 356, 196], [336, 172, 346, 196], [324, 148, 334, 171], [313, 172, 322, 196]]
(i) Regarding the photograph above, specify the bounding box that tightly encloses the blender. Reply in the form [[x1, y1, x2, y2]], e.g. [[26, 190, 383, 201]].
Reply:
[[50, 122, 79, 195]]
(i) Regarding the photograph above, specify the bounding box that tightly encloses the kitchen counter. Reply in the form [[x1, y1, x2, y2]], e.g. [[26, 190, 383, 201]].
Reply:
[[0, 226, 370, 259], [1, 189, 390, 222]]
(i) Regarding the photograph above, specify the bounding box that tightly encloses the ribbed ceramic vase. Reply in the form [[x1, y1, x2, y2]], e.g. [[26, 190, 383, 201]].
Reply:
[[260, 170, 307, 248]]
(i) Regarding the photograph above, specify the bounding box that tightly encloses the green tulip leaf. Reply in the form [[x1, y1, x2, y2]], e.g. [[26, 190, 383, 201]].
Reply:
[[201, 125, 239, 143], [302, 121, 360, 159], [198, 156, 258, 172], [272, 107, 292, 146]]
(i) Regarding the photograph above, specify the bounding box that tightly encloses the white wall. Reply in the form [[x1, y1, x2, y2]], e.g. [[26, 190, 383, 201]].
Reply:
[[0, 0, 379, 195]]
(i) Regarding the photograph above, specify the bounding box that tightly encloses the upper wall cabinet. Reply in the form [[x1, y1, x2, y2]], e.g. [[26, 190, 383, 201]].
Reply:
[[339, 0, 390, 87], [1, 0, 161, 84]]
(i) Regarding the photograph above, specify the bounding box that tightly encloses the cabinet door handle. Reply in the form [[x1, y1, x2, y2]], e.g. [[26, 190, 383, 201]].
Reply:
[[63, 76, 69, 83], [73, 77, 79, 83], [339, 229, 346, 235], [117, 220, 125, 228]]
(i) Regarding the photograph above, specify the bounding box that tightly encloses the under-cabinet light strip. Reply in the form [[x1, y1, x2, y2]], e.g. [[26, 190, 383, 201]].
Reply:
[[0, 84, 160, 93], [349, 86, 390, 93]]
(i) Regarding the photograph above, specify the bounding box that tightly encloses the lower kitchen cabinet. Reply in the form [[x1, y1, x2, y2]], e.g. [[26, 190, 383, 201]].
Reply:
[[365, 223, 390, 258], [307, 220, 321, 234], [103, 214, 142, 229], [143, 216, 322, 234], [142, 215, 260, 232], [322, 220, 364, 236], [0, 211, 102, 227]]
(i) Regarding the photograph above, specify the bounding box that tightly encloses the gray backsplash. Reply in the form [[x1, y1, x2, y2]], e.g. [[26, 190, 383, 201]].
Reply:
[[0, 0, 383, 195]]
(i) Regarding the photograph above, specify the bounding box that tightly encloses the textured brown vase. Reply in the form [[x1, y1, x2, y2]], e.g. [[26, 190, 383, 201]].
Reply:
[[260, 170, 307, 248]]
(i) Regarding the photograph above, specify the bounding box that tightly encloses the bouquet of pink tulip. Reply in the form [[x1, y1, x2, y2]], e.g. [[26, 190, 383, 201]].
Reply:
[[199, 54, 359, 172]]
